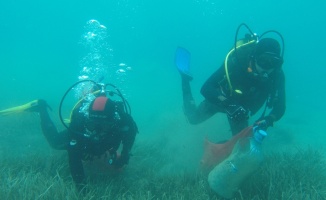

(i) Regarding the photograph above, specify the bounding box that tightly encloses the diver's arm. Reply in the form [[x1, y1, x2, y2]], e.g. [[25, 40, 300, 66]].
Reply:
[[66, 106, 88, 189], [117, 115, 138, 167], [67, 149, 86, 189], [268, 71, 286, 122]]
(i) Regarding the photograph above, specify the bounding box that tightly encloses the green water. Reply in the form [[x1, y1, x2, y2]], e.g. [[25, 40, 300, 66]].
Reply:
[[0, 0, 325, 172]]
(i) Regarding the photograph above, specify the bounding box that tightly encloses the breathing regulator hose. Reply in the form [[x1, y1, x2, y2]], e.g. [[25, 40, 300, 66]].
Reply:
[[224, 23, 284, 96]]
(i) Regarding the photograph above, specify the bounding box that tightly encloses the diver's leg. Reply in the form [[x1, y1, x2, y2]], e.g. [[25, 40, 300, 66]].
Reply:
[[227, 118, 248, 136], [181, 78, 220, 124], [181, 78, 197, 121], [187, 100, 221, 124], [35, 100, 69, 150]]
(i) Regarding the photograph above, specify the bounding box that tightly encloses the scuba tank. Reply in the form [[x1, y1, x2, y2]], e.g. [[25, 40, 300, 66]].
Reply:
[[59, 79, 131, 133]]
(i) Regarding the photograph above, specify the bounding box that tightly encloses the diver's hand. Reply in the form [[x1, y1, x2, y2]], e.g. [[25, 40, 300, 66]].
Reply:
[[108, 150, 119, 165], [254, 116, 274, 131], [113, 153, 130, 169]]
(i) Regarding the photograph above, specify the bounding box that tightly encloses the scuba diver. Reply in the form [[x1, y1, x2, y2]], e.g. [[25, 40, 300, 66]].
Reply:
[[175, 23, 286, 137], [0, 81, 138, 191]]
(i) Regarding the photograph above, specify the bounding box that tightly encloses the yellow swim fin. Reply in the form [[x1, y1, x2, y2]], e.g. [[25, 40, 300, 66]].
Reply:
[[0, 100, 39, 116]]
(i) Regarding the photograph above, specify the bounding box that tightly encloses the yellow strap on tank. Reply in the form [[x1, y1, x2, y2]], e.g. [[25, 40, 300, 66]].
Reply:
[[224, 39, 256, 96], [66, 90, 101, 124]]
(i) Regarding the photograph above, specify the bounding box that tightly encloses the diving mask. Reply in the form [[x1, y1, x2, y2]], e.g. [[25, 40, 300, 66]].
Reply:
[[256, 52, 283, 70]]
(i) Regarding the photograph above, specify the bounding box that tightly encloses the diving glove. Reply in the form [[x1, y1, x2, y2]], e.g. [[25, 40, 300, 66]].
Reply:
[[113, 154, 129, 168], [254, 116, 274, 131], [108, 150, 119, 165], [108, 151, 129, 168]]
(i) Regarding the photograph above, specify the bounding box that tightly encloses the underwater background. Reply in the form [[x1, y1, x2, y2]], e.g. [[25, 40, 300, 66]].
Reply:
[[0, 0, 326, 197]]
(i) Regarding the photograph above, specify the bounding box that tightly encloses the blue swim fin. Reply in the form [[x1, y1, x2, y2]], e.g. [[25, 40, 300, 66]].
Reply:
[[175, 47, 193, 81]]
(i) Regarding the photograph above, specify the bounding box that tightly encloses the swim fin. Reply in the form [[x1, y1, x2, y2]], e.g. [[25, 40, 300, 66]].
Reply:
[[0, 100, 50, 116], [175, 47, 193, 81]]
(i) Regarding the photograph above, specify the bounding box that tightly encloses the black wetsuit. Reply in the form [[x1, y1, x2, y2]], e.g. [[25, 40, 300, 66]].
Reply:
[[182, 49, 286, 135], [38, 101, 138, 187]]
